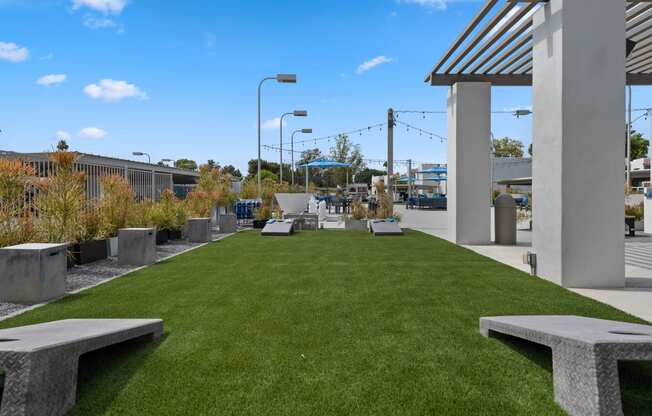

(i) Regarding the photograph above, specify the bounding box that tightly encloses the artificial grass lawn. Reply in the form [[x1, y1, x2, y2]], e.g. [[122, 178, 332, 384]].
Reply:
[[1, 230, 651, 415]]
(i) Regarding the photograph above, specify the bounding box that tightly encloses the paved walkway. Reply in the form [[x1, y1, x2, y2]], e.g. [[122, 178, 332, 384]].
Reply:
[[396, 206, 652, 322]]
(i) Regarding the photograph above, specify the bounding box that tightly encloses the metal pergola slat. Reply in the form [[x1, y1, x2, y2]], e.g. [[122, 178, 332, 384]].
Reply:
[[426, 0, 652, 86]]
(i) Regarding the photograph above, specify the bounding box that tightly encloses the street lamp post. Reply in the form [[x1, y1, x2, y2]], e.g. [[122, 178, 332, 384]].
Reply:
[[279, 110, 308, 184], [291, 128, 312, 186], [257, 74, 297, 196], [132, 151, 151, 164]]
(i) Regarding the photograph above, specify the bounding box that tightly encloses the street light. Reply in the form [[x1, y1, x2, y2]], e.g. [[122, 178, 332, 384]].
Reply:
[[513, 109, 532, 118], [279, 110, 308, 184], [132, 151, 151, 164], [257, 74, 297, 196], [291, 128, 312, 186]]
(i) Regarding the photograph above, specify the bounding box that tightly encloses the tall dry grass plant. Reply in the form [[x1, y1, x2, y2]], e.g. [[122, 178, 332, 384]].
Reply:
[[0, 159, 36, 247]]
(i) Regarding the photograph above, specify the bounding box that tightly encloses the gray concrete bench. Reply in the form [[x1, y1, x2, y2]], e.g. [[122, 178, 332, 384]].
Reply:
[[261, 219, 295, 236], [480, 315, 652, 416], [370, 220, 403, 236], [0, 319, 163, 416]]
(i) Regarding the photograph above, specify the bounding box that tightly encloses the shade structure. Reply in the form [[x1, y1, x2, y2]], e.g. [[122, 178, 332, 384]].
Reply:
[[300, 160, 353, 193], [419, 167, 447, 174], [300, 159, 352, 168]]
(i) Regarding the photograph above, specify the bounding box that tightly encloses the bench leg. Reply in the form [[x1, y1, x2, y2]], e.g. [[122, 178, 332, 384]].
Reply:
[[552, 346, 623, 416], [1, 351, 79, 416]]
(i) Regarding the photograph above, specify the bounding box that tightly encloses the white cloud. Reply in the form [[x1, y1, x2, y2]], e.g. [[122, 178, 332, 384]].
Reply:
[[0, 41, 29, 62], [83, 79, 147, 102], [398, 0, 481, 11], [36, 73, 66, 86], [357, 56, 392, 74], [72, 0, 127, 14], [78, 127, 107, 139], [55, 130, 71, 141], [83, 16, 116, 29], [262, 117, 282, 130]]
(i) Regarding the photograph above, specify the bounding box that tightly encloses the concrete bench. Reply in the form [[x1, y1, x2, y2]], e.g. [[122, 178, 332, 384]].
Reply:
[[0, 319, 163, 416], [370, 220, 403, 236], [480, 315, 652, 416], [261, 219, 295, 236]]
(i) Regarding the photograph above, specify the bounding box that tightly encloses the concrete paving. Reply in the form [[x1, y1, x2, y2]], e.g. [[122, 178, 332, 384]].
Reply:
[[395, 206, 652, 322]]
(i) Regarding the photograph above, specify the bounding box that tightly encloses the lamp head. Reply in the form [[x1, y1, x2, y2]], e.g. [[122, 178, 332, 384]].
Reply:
[[276, 74, 297, 83], [132, 151, 144, 156], [301, 128, 313, 133], [293, 110, 308, 117]]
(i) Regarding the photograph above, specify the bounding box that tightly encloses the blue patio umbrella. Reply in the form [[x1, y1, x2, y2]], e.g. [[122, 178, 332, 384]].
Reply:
[[299, 159, 352, 192], [419, 167, 447, 174]]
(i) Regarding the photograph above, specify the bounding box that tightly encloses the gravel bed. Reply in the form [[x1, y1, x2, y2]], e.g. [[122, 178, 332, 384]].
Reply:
[[0, 236, 230, 321]]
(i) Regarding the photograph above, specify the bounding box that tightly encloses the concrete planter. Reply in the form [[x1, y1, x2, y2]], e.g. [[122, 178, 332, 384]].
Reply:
[[118, 228, 156, 266], [108, 236, 119, 257], [186, 218, 211, 243], [0, 243, 68, 304], [71, 239, 108, 265], [218, 213, 237, 233], [345, 219, 368, 231]]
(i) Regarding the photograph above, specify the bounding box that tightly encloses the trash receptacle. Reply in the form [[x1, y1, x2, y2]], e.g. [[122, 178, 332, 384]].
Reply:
[[495, 193, 517, 245]]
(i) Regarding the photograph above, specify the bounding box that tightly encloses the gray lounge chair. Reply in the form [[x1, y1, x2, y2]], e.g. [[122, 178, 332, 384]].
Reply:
[[370, 220, 403, 236], [261, 219, 295, 236]]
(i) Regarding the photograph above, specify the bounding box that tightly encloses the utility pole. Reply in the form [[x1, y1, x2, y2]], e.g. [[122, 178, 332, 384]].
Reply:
[[387, 108, 394, 202], [627, 85, 632, 189], [408, 159, 413, 204]]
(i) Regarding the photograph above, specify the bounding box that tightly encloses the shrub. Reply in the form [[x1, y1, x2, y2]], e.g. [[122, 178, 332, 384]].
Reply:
[[129, 199, 155, 228], [374, 179, 394, 219], [239, 179, 258, 199], [186, 191, 213, 218], [152, 189, 188, 231], [625, 202, 644, 221], [35, 151, 86, 243], [98, 175, 134, 238], [0, 159, 36, 247], [351, 200, 368, 220]]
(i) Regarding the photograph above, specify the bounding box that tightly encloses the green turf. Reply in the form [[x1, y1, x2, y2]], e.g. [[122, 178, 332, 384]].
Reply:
[[1, 230, 651, 415]]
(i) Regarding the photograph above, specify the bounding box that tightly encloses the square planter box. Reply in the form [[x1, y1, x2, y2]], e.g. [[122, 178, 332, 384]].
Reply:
[[186, 218, 211, 243], [253, 219, 268, 229], [156, 229, 169, 245], [0, 243, 68, 304], [345, 219, 368, 231], [168, 229, 183, 240], [71, 239, 108, 265], [218, 213, 237, 233], [118, 228, 156, 266]]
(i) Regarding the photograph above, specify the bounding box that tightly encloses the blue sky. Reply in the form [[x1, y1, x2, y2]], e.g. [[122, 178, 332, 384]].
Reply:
[[1, 0, 650, 173]]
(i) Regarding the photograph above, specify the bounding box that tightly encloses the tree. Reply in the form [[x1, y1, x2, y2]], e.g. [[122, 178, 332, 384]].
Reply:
[[492, 137, 524, 158], [56, 140, 69, 151], [628, 128, 649, 160], [356, 168, 386, 185], [528, 143, 533, 157], [175, 158, 198, 171], [246, 159, 290, 182], [206, 159, 218, 169], [296, 148, 323, 166], [329, 135, 366, 185], [221, 165, 242, 178]]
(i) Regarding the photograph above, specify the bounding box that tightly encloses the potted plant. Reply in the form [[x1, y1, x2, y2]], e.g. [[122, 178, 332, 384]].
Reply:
[[71, 204, 108, 265], [34, 151, 97, 266], [345, 200, 368, 230], [0, 158, 36, 248], [252, 178, 277, 228], [152, 189, 187, 242], [98, 175, 134, 256]]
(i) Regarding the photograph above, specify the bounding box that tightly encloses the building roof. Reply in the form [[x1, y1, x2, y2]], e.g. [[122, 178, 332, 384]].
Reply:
[[0, 150, 199, 179], [425, 0, 652, 86]]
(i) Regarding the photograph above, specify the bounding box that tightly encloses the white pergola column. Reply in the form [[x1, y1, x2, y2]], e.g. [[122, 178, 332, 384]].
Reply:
[[532, 0, 625, 288], [447, 82, 491, 245]]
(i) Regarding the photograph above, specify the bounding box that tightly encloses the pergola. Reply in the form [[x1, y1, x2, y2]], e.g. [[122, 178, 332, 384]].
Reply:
[[425, 0, 652, 289], [425, 0, 652, 87]]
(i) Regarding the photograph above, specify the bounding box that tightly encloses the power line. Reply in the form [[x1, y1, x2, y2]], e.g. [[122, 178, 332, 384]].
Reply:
[[393, 119, 447, 142], [273, 122, 386, 148]]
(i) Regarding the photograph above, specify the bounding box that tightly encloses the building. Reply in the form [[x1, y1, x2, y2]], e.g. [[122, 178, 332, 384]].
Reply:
[[0, 150, 199, 202]]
